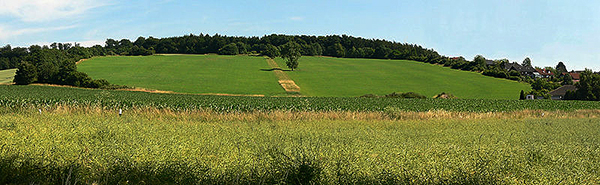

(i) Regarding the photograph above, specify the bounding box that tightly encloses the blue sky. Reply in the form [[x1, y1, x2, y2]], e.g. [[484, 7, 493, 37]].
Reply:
[[1, 0, 598, 71]]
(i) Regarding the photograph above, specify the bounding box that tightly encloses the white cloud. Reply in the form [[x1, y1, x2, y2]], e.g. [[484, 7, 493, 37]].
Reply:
[[0, 25, 77, 40], [0, 0, 108, 22]]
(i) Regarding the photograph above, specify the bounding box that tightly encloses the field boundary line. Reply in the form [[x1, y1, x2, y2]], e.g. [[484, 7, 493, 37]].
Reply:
[[265, 58, 301, 93]]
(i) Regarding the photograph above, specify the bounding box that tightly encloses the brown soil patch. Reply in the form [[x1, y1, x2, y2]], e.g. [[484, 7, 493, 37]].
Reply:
[[265, 58, 301, 94], [278, 80, 300, 92], [76, 59, 87, 65]]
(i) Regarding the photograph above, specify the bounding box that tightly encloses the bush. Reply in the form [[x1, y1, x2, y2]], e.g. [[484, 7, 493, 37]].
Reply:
[[13, 62, 37, 85], [218, 43, 239, 55], [385, 92, 427, 99]]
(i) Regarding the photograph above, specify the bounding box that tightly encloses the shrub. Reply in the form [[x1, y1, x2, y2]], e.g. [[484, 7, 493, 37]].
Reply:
[[385, 92, 427, 99], [13, 62, 37, 85], [218, 43, 239, 55]]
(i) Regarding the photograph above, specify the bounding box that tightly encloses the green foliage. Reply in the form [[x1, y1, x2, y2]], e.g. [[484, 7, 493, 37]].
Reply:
[[13, 62, 37, 85], [520, 90, 525, 100], [574, 70, 600, 101], [261, 44, 280, 59], [522, 57, 532, 68], [328, 43, 346, 58], [561, 74, 573, 85], [531, 78, 561, 91], [556, 62, 568, 74], [218, 43, 239, 55], [280, 41, 301, 71], [385, 92, 427, 99], [483, 68, 508, 79]]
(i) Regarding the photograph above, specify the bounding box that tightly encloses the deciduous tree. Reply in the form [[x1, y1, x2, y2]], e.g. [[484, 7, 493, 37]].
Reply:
[[281, 41, 301, 71]]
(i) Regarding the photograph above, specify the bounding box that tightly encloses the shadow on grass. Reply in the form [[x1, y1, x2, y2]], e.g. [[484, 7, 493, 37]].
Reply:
[[0, 155, 500, 185], [260, 68, 292, 72]]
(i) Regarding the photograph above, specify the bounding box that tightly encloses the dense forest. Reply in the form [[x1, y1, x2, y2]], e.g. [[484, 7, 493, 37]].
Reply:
[[1, 33, 598, 100]]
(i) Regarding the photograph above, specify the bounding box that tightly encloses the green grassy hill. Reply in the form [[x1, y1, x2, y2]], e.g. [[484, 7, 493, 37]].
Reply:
[[276, 57, 531, 99], [78, 55, 284, 96], [0, 68, 16, 84], [79, 55, 531, 99]]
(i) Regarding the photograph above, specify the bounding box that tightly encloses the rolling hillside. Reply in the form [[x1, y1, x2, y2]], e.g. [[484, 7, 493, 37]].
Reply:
[[79, 55, 531, 99], [78, 55, 285, 96], [275, 57, 531, 99]]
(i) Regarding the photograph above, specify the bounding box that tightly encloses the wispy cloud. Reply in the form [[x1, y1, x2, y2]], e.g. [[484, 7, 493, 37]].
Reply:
[[0, 25, 77, 40], [0, 0, 109, 22], [290, 16, 304, 21]]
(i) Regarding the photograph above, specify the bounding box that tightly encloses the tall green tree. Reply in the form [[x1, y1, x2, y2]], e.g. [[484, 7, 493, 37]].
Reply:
[[522, 57, 532, 67], [13, 61, 37, 85], [281, 41, 301, 71], [556, 62, 568, 74], [575, 70, 600, 101], [262, 44, 280, 59]]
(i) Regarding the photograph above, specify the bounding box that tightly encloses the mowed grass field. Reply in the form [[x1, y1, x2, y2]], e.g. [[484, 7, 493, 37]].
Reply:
[[80, 55, 530, 99], [0, 68, 16, 84], [275, 57, 532, 99], [78, 55, 284, 96]]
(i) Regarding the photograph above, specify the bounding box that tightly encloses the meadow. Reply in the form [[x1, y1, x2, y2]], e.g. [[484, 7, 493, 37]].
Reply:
[[79, 55, 531, 99], [0, 68, 16, 84], [78, 55, 284, 96], [275, 57, 531, 99], [1, 106, 599, 184]]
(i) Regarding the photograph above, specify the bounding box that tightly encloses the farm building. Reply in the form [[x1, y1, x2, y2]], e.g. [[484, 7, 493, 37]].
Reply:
[[548, 85, 577, 100]]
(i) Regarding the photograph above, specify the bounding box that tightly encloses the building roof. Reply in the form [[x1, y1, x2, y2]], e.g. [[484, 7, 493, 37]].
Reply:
[[570, 72, 580, 80], [504, 63, 536, 73], [485, 60, 495, 66], [535, 69, 554, 76], [549, 85, 577, 96]]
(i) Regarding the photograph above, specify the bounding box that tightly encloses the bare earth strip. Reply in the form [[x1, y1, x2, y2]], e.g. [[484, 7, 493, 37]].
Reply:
[[265, 58, 301, 93]]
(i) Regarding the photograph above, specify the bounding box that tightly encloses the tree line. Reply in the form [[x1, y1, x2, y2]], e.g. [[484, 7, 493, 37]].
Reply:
[[1, 33, 599, 100]]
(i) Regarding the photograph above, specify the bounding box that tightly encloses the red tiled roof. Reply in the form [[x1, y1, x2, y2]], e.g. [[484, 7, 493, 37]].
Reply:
[[535, 69, 554, 76], [570, 73, 580, 80]]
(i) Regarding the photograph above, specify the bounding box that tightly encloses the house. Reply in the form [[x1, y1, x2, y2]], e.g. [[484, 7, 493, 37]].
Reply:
[[485, 60, 495, 66], [534, 69, 554, 78], [548, 85, 577, 100], [569, 72, 580, 83], [504, 63, 537, 77], [559, 72, 581, 83]]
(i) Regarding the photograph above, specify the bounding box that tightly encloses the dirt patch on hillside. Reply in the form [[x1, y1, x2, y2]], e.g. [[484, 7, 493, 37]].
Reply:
[[76, 58, 89, 65], [265, 58, 301, 94], [278, 80, 300, 92]]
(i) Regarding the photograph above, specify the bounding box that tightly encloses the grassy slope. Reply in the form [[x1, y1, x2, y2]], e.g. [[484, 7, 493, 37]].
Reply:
[[276, 57, 532, 99], [0, 68, 16, 84], [78, 55, 284, 95], [1, 110, 598, 184]]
